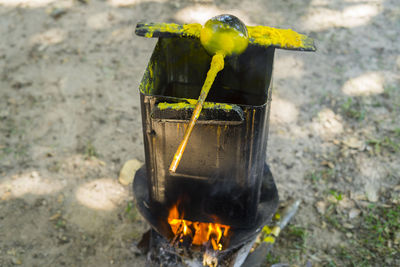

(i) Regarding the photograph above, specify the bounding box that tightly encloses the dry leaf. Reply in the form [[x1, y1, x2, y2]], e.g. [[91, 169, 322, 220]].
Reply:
[[119, 159, 143, 185]]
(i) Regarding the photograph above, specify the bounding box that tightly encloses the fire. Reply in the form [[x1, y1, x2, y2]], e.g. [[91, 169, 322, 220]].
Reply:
[[167, 203, 230, 251]]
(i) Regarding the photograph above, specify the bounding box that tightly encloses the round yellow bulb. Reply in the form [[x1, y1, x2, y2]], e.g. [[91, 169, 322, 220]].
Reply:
[[200, 14, 249, 56]]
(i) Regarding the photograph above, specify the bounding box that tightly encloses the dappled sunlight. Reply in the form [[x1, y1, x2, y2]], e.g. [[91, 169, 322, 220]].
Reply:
[[30, 28, 66, 47], [270, 96, 299, 124], [343, 0, 382, 2], [311, 108, 344, 138], [86, 11, 124, 30], [0, 171, 65, 198], [175, 5, 223, 24], [274, 54, 305, 80], [303, 3, 381, 31], [0, 0, 58, 7], [108, 27, 132, 43], [87, 12, 114, 30], [174, 5, 251, 25], [75, 178, 128, 211], [108, 0, 167, 7], [342, 72, 384, 96]]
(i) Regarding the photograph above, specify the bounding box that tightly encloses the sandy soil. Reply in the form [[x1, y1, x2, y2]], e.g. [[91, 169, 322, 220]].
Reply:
[[1, 0, 399, 266]]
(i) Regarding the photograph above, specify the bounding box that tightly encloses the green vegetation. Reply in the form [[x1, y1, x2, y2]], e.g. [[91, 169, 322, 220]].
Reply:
[[306, 168, 335, 185], [265, 252, 281, 264], [329, 189, 343, 201], [267, 225, 308, 264], [124, 201, 138, 222], [55, 219, 67, 229], [84, 141, 98, 159], [0, 118, 30, 161], [286, 225, 307, 249], [326, 204, 400, 266], [367, 135, 400, 155], [341, 97, 365, 121]]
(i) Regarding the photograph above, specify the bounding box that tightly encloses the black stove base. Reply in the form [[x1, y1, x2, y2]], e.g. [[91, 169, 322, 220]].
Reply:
[[133, 162, 279, 267]]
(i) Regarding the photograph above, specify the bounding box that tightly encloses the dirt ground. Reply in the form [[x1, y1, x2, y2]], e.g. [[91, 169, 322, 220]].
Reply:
[[0, 0, 399, 266]]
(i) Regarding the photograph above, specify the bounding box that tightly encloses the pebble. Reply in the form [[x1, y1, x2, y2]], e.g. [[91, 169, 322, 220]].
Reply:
[[338, 197, 354, 209], [49, 213, 61, 221], [365, 183, 379, 202], [343, 223, 354, 229], [118, 159, 143, 185], [321, 160, 334, 169], [343, 137, 364, 150], [315, 201, 327, 215], [348, 208, 361, 219], [49, 8, 67, 19], [11, 257, 22, 265], [394, 231, 400, 244]]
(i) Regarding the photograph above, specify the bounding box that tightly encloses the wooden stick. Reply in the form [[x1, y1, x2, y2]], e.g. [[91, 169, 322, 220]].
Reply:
[[169, 53, 225, 173]]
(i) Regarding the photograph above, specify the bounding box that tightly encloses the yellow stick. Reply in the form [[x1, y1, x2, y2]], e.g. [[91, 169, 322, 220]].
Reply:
[[169, 53, 225, 173]]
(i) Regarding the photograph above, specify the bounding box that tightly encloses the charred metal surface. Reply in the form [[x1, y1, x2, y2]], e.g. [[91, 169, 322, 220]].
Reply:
[[139, 37, 274, 227], [133, 163, 278, 250]]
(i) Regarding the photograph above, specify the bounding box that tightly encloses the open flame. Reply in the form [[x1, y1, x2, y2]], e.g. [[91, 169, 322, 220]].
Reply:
[[168, 203, 230, 250]]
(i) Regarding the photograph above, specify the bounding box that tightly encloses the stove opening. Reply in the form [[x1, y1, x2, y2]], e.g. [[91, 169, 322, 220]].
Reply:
[[168, 200, 231, 251]]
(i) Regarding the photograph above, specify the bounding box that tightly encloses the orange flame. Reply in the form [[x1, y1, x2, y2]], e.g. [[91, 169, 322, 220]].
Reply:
[[167, 203, 230, 250]]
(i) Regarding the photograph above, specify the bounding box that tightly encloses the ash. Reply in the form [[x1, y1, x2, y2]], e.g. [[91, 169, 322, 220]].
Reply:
[[141, 230, 256, 267]]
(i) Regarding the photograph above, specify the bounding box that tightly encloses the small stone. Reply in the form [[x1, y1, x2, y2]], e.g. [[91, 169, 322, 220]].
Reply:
[[295, 150, 303, 158], [118, 159, 143, 185], [58, 235, 70, 244], [321, 161, 335, 169], [350, 191, 367, 201], [394, 231, 400, 244], [338, 196, 354, 209], [343, 137, 364, 150], [332, 139, 341, 145], [327, 195, 338, 203], [341, 148, 350, 158], [365, 184, 379, 202], [315, 201, 327, 215], [49, 8, 67, 19], [346, 232, 353, 238], [30, 171, 40, 178], [12, 257, 22, 265], [343, 223, 354, 229], [49, 213, 61, 221], [7, 249, 16, 256], [344, 176, 353, 183], [348, 209, 361, 219]]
